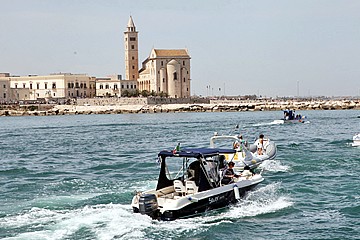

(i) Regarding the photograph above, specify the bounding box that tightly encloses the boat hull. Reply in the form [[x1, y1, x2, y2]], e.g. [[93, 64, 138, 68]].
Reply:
[[132, 180, 261, 221], [159, 184, 256, 221]]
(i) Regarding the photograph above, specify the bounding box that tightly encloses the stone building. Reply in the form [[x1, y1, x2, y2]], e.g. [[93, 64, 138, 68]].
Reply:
[[138, 49, 191, 98], [124, 16, 191, 98], [124, 16, 139, 81]]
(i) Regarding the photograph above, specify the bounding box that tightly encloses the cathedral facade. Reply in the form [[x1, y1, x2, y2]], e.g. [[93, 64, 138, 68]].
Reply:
[[124, 16, 191, 98]]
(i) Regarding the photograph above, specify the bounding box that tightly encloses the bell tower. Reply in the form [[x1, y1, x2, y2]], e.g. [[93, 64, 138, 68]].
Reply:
[[124, 16, 139, 81]]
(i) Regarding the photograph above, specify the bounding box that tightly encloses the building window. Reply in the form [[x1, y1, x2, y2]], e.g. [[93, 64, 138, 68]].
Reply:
[[122, 85, 124, 89], [187, 71, 189, 74], [84, 83, 87, 89], [132, 65, 135, 69], [134, 85, 136, 89], [158, 87, 160, 91], [130, 37, 136, 41], [127, 85, 129, 89], [23, 83, 26, 88], [3, 84, 5, 88], [131, 45, 134, 49], [183, 61, 185, 65], [161, 61, 163, 66], [132, 56, 134, 60], [75, 82, 79, 88], [53, 93, 56, 97], [37, 93, 39, 97], [52, 83, 56, 89], [3, 93, 6, 98], [173, 72, 177, 80], [80, 83, 83, 88], [29, 84, 32, 89], [15, 84, 18, 88], [131, 85, 133, 89], [184, 78, 186, 82], [44, 83, 48, 89], [114, 84, 118, 90], [187, 88, 189, 91], [125, 37, 127, 41], [105, 85, 109, 89], [37, 83, 40, 89], [100, 85, 103, 89], [132, 75, 135, 79], [163, 78, 165, 83]]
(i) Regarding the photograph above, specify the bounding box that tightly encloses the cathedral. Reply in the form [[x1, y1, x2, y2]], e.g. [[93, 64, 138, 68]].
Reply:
[[124, 16, 191, 98]]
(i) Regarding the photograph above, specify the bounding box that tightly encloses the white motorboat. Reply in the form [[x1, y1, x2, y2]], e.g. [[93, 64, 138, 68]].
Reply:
[[131, 148, 264, 221], [352, 133, 360, 147], [210, 133, 277, 170]]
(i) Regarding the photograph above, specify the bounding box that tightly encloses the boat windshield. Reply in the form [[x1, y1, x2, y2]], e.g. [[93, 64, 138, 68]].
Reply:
[[165, 157, 197, 180]]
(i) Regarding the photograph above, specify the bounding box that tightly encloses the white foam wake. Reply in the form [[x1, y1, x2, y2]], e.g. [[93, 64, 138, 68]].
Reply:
[[1, 183, 292, 240], [259, 160, 291, 172]]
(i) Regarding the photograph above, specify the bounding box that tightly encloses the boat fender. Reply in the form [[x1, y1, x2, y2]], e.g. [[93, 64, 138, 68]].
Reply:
[[249, 144, 257, 153], [265, 143, 277, 160], [233, 185, 240, 200], [188, 196, 199, 202]]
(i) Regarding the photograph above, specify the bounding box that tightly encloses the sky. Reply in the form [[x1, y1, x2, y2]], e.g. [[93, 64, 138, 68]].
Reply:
[[1, 0, 360, 97]]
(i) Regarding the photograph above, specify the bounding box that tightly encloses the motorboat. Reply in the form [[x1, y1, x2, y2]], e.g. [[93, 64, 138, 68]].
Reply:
[[352, 133, 360, 147], [281, 109, 308, 123], [210, 133, 277, 170], [131, 148, 264, 221]]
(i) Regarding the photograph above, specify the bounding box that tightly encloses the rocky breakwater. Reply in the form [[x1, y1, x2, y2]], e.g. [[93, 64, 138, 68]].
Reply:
[[1, 99, 359, 116]]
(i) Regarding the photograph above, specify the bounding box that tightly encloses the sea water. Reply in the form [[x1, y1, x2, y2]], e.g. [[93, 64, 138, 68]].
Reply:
[[0, 110, 359, 240]]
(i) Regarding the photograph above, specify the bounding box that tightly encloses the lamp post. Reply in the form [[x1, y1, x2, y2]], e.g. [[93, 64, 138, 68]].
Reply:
[[297, 81, 299, 98]]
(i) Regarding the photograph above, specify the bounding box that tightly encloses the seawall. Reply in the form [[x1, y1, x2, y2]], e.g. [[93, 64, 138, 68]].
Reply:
[[1, 99, 359, 116]]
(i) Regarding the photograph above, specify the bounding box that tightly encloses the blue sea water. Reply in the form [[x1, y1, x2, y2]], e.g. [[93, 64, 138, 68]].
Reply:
[[0, 110, 359, 240]]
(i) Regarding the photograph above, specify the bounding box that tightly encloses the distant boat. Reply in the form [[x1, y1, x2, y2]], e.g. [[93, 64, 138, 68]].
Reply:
[[352, 133, 360, 147], [281, 109, 308, 123]]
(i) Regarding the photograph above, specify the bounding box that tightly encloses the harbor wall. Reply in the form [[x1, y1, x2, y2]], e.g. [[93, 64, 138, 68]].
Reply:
[[1, 98, 359, 116]]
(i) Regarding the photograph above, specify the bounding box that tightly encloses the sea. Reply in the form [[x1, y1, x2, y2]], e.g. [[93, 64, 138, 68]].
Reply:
[[0, 110, 359, 240]]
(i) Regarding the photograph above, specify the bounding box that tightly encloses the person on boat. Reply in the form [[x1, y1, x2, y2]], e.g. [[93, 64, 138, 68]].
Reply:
[[233, 141, 240, 150], [257, 134, 265, 155], [221, 162, 239, 185], [240, 165, 254, 179]]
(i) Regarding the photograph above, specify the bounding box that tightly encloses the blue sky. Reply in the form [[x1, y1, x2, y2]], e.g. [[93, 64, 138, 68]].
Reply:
[[1, 0, 360, 97]]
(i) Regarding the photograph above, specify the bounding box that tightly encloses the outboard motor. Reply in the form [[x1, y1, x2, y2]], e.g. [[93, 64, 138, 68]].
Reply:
[[138, 194, 159, 219]]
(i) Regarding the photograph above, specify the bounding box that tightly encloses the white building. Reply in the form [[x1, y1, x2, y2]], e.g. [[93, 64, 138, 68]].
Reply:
[[95, 75, 137, 97], [0, 73, 96, 101], [0, 73, 10, 102]]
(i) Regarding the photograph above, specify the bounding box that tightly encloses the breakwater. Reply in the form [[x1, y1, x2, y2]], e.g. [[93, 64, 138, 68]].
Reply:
[[1, 99, 359, 116]]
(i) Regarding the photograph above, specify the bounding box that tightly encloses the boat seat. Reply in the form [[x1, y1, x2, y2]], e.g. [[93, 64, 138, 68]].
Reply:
[[173, 180, 186, 195], [185, 181, 198, 194]]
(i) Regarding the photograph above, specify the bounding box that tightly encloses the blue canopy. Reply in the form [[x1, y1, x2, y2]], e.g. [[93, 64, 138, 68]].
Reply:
[[158, 148, 236, 158]]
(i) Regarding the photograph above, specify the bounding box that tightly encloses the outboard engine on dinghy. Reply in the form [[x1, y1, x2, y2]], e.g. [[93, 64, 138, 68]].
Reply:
[[138, 193, 159, 219]]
